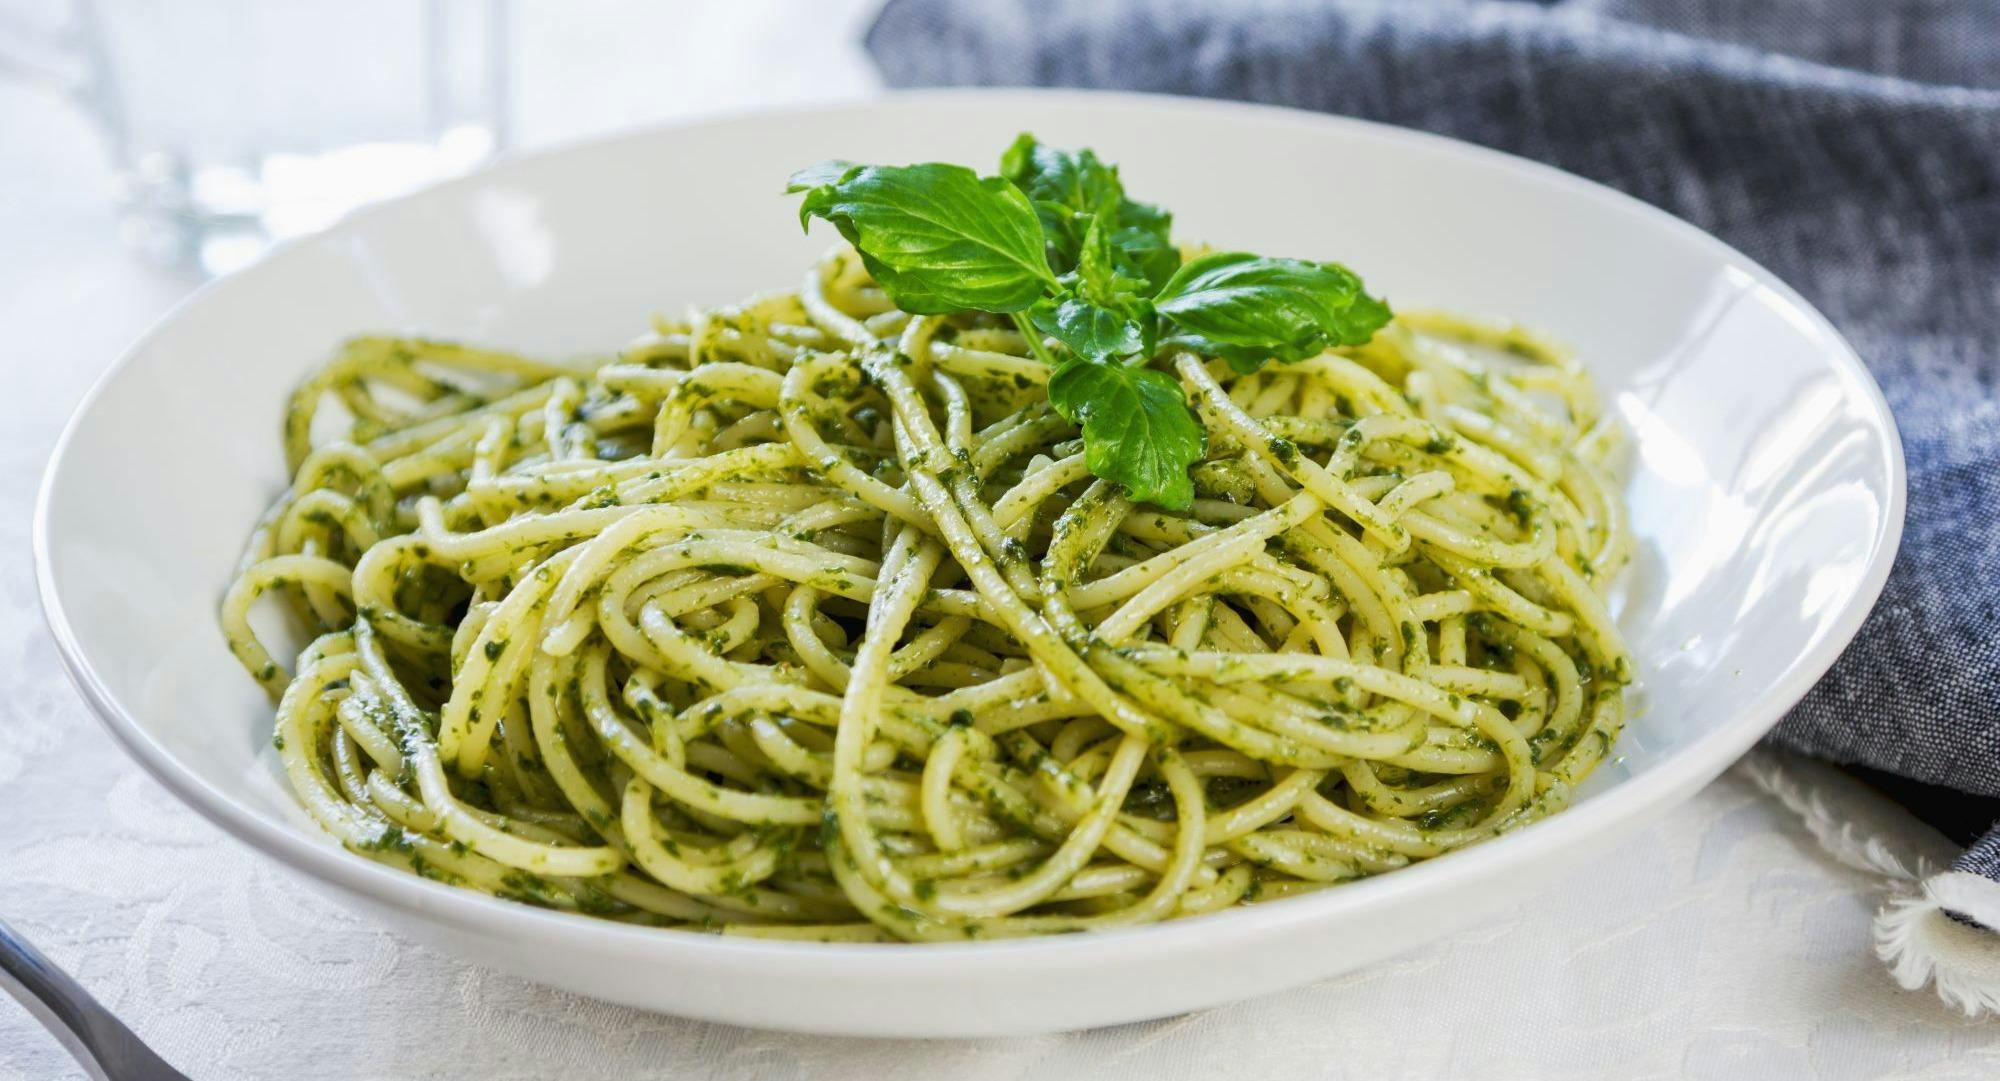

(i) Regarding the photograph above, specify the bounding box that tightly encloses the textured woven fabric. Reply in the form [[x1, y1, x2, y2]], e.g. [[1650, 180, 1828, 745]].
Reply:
[[865, 0, 2000, 883]]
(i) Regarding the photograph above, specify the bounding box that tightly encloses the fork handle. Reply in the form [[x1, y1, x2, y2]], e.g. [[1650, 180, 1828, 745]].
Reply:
[[0, 917, 190, 1081]]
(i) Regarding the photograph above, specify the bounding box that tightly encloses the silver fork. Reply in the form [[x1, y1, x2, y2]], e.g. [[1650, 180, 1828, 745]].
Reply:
[[0, 918, 194, 1081]]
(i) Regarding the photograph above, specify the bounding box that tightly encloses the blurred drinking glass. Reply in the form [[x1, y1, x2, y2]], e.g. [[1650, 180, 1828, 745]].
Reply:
[[3, 0, 508, 274]]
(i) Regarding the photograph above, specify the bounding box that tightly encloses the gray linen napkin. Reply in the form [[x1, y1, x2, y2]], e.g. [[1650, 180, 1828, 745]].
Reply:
[[866, 0, 2000, 1000]]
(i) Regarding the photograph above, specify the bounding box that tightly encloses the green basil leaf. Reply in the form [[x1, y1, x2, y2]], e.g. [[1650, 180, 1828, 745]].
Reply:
[[1028, 199, 1086, 271], [1111, 194, 1171, 237], [1000, 133, 1177, 286], [1079, 217, 1160, 312], [794, 162, 1058, 314], [1035, 216, 1157, 361], [1340, 290, 1394, 344], [1000, 133, 1122, 216], [1047, 359, 1205, 510], [1153, 251, 1391, 370], [1030, 296, 1147, 361], [1107, 196, 1179, 292], [1074, 213, 1121, 302], [1109, 224, 1180, 294]]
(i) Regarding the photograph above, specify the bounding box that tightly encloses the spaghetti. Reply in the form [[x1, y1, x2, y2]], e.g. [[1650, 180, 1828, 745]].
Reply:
[[222, 247, 1632, 942]]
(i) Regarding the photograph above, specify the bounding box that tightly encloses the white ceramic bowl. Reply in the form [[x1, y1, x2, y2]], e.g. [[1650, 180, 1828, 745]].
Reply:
[[36, 90, 1903, 1037]]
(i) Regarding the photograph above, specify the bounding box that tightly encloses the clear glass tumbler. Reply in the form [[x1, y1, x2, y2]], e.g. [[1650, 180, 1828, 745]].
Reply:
[[9, 0, 508, 275]]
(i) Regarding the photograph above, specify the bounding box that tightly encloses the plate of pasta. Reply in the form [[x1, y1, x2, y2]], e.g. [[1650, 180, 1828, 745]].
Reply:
[[36, 90, 1903, 1035]]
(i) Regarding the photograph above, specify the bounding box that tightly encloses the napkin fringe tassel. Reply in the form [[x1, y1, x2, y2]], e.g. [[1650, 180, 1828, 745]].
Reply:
[[1742, 753, 2000, 1017]]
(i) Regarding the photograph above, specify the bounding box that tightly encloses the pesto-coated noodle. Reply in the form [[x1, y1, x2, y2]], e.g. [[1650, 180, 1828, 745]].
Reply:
[[223, 247, 1632, 942]]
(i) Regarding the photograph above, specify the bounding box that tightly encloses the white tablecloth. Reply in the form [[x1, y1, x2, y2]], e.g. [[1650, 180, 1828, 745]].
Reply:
[[2, 6, 1995, 1077]]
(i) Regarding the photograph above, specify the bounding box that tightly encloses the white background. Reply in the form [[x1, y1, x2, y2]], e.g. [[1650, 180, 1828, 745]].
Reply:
[[1, 2, 1995, 1077]]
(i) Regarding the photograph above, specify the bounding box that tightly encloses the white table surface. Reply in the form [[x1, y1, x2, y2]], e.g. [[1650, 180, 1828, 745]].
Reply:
[[2, 5, 1996, 1077]]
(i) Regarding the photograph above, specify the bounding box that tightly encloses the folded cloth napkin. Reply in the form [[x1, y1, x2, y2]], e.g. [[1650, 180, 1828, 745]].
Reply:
[[867, 0, 2000, 1011]]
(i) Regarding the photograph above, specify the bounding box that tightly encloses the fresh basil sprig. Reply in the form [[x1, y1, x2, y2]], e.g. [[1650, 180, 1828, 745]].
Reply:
[[788, 135, 1392, 511]]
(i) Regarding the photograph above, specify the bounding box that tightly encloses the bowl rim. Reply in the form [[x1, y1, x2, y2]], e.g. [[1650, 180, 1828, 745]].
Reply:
[[33, 86, 1907, 974]]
